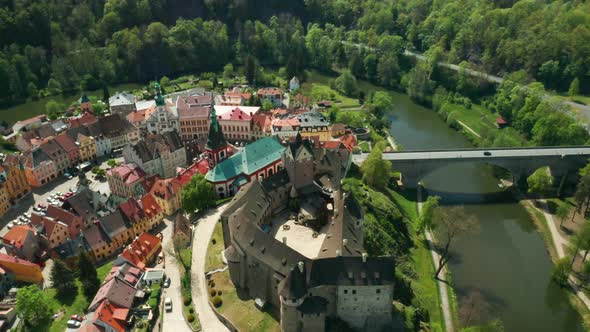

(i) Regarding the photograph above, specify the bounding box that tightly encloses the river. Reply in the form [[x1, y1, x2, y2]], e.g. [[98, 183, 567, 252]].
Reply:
[[0, 82, 143, 125], [386, 91, 584, 331]]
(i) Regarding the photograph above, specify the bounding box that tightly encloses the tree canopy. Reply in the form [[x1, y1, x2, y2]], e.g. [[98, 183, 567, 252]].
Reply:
[[527, 168, 554, 196], [16, 285, 52, 328], [181, 174, 216, 213]]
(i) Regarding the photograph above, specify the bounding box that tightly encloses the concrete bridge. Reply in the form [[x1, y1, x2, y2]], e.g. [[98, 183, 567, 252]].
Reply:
[[352, 146, 590, 188]]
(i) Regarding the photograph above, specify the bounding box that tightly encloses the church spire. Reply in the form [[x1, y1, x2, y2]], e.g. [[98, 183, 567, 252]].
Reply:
[[206, 107, 227, 151], [154, 82, 165, 106]]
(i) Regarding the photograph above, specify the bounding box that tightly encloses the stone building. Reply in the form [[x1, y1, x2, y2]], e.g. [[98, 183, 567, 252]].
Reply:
[[122, 131, 187, 179], [109, 92, 136, 116], [220, 137, 394, 331]]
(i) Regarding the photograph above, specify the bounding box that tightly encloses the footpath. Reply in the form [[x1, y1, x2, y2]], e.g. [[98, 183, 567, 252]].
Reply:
[[527, 199, 590, 311], [418, 187, 454, 332], [384, 131, 454, 332]]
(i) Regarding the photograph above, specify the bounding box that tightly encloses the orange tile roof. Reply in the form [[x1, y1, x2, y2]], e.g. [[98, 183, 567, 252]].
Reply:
[[93, 298, 127, 332], [149, 178, 182, 200], [119, 232, 161, 271], [140, 194, 162, 218], [2, 225, 36, 249]]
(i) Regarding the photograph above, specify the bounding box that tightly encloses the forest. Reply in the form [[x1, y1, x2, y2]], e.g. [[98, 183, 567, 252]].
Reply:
[[0, 0, 588, 146]]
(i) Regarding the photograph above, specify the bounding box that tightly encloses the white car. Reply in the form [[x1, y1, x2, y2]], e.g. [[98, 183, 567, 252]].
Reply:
[[18, 216, 28, 222], [164, 297, 172, 312], [6, 222, 13, 230], [67, 319, 81, 328]]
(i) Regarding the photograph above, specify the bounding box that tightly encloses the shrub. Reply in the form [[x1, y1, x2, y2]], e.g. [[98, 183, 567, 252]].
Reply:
[[187, 314, 195, 323], [183, 295, 192, 306], [212, 238, 216, 245], [217, 290, 222, 296], [209, 282, 215, 288], [189, 307, 194, 314], [212, 296, 223, 308], [210, 289, 217, 297]]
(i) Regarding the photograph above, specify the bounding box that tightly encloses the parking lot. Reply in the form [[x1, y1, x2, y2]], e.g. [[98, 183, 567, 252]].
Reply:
[[0, 157, 116, 239]]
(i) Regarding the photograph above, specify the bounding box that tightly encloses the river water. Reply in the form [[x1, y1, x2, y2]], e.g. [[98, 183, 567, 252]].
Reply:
[[387, 91, 584, 331]]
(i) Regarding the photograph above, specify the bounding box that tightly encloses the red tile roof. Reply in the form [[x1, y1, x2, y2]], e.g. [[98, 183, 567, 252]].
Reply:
[[218, 107, 253, 121], [257, 87, 283, 96], [69, 111, 97, 128], [2, 225, 36, 249], [54, 134, 79, 153], [93, 300, 128, 332], [496, 117, 507, 125], [107, 163, 146, 185], [226, 91, 252, 100], [140, 194, 162, 218], [45, 205, 82, 237], [273, 117, 300, 127], [150, 178, 182, 200], [252, 114, 273, 132], [0, 252, 40, 268], [118, 199, 144, 225], [118, 232, 161, 271]]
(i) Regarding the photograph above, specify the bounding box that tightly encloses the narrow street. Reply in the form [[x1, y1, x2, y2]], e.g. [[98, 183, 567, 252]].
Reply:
[[160, 215, 191, 332], [190, 207, 229, 332]]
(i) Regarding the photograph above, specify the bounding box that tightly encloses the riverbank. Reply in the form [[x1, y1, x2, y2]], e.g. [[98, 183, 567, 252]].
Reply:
[[518, 194, 590, 329]]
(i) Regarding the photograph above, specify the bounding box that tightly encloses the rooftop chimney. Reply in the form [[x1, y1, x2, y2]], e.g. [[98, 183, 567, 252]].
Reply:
[[282, 237, 287, 245], [342, 239, 348, 247], [362, 253, 368, 263], [336, 250, 342, 257], [297, 261, 304, 273]]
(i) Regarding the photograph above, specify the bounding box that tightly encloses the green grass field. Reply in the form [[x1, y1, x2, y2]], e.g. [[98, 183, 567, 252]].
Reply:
[[43, 281, 89, 332], [206, 222, 226, 272]]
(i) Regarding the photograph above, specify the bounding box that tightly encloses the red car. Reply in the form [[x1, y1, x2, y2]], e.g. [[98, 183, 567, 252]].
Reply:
[[70, 315, 84, 322]]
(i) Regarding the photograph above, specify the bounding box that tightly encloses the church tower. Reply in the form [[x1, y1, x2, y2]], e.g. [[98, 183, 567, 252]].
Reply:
[[205, 107, 228, 168]]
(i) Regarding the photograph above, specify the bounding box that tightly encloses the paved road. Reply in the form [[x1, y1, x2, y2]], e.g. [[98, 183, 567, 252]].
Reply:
[[190, 207, 229, 332], [161, 215, 191, 332]]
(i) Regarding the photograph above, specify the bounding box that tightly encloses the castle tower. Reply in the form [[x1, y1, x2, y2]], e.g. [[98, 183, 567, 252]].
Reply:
[[205, 107, 228, 168]]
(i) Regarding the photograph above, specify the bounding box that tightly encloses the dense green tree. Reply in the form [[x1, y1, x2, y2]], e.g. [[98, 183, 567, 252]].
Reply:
[[527, 168, 554, 196], [360, 142, 392, 190], [16, 285, 52, 328], [348, 51, 364, 78], [552, 257, 572, 287], [26, 82, 38, 99], [333, 70, 358, 96], [45, 100, 65, 120], [181, 174, 216, 213], [405, 62, 435, 105], [418, 195, 440, 232], [50, 259, 76, 298], [78, 251, 100, 298], [569, 78, 580, 98], [364, 54, 378, 82], [223, 63, 234, 78], [262, 99, 273, 112]]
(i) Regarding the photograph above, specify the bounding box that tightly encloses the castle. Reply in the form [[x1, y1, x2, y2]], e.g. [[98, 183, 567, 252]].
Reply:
[[221, 135, 395, 331]]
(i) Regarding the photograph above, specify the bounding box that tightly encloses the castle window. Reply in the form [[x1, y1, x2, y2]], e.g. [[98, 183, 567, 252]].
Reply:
[[344, 290, 348, 294], [376, 289, 381, 294], [352, 290, 356, 295]]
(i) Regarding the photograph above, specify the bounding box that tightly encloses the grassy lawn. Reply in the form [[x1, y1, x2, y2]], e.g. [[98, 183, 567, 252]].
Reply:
[[389, 189, 447, 330], [205, 220, 279, 332], [96, 260, 114, 283], [43, 281, 89, 332], [208, 271, 280, 332], [206, 222, 226, 272], [447, 103, 497, 135], [301, 71, 362, 109]]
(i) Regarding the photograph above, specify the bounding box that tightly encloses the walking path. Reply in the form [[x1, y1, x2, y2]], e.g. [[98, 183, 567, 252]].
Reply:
[[455, 120, 481, 138], [417, 187, 454, 332], [190, 207, 229, 332], [528, 199, 590, 310]]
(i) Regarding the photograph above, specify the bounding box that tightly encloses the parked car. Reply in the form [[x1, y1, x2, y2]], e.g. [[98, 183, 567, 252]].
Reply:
[[67, 319, 81, 328], [37, 203, 46, 209], [33, 206, 42, 212], [18, 216, 28, 222], [164, 298, 172, 312], [163, 277, 171, 288], [64, 173, 73, 179], [70, 314, 84, 322], [24, 213, 31, 218], [6, 222, 13, 230]]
